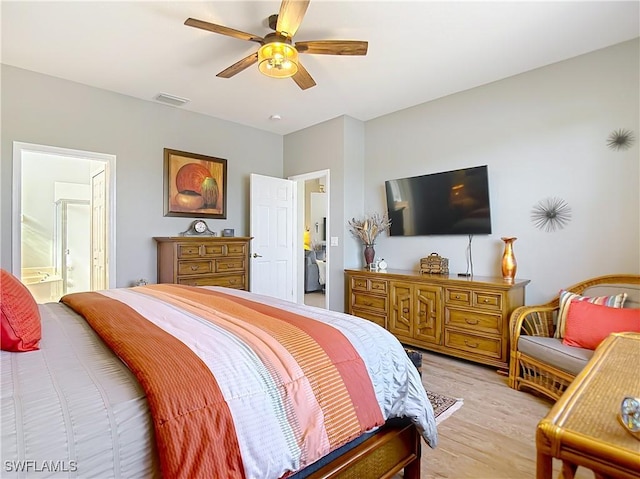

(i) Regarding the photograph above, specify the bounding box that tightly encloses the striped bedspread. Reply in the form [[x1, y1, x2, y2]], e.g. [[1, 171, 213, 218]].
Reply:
[[61, 285, 437, 479]]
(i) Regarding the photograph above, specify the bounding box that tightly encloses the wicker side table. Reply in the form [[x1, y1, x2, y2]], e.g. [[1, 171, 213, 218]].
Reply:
[[536, 332, 640, 479]]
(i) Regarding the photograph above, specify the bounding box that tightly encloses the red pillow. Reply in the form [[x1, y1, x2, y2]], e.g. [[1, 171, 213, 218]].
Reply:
[[1, 269, 41, 352], [563, 300, 640, 350]]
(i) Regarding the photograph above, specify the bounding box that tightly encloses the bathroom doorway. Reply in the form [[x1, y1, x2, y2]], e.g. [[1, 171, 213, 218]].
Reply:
[[12, 142, 116, 302]]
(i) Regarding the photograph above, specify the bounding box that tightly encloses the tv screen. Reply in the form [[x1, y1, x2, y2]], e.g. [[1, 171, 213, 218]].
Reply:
[[385, 165, 492, 236]]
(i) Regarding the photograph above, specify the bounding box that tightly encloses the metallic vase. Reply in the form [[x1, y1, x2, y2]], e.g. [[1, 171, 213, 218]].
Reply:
[[501, 237, 517, 282]]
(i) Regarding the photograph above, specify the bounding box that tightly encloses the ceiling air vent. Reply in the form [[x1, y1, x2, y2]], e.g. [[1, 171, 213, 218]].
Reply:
[[154, 93, 190, 107]]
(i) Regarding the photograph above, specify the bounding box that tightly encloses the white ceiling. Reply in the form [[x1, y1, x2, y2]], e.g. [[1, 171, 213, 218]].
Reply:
[[2, 1, 639, 135]]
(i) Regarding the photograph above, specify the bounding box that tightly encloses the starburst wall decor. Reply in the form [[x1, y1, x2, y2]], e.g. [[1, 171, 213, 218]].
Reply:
[[531, 197, 572, 232], [607, 129, 635, 151]]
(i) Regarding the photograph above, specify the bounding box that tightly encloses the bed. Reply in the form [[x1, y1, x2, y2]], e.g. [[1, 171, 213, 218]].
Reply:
[[1, 282, 437, 478]]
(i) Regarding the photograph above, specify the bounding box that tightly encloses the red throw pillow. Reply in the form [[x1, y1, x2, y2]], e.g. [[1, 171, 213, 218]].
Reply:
[[563, 300, 640, 350], [1, 269, 41, 352]]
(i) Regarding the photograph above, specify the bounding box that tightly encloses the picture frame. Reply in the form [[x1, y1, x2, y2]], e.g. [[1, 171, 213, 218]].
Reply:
[[164, 148, 227, 219]]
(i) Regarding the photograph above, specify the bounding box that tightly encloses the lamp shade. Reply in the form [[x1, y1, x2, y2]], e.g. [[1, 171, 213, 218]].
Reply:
[[258, 42, 299, 78]]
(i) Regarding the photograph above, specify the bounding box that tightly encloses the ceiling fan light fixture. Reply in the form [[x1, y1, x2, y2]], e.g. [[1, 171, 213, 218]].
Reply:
[[258, 42, 298, 78]]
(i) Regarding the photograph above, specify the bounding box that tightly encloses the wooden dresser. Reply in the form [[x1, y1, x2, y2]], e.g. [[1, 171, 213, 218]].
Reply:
[[154, 237, 251, 290], [345, 269, 529, 369]]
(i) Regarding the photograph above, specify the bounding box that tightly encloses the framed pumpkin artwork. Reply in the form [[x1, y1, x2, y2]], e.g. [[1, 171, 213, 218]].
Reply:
[[164, 148, 227, 219]]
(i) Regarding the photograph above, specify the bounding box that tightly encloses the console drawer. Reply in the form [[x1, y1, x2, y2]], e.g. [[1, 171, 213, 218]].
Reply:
[[352, 292, 387, 312], [445, 308, 502, 334], [444, 330, 501, 359], [351, 276, 388, 295], [473, 291, 502, 311], [351, 276, 368, 292], [369, 279, 388, 294], [351, 308, 387, 329], [445, 288, 472, 306]]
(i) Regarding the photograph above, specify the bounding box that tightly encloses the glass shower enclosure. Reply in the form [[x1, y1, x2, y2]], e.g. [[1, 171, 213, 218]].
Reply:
[[54, 199, 91, 296]]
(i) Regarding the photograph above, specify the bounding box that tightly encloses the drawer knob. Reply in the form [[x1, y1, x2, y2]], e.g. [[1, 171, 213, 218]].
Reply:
[[229, 279, 237, 284], [465, 318, 479, 325], [464, 340, 479, 348], [483, 299, 490, 303], [402, 307, 409, 314], [455, 295, 461, 299], [364, 301, 373, 306], [191, 265, 199, 271]]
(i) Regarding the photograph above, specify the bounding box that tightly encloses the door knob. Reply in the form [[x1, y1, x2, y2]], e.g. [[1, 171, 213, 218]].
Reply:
[[252, 253, 262, 258]]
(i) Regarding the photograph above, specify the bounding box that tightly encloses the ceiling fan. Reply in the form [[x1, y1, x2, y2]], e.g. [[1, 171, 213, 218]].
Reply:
[[184, 0, 368, 90]]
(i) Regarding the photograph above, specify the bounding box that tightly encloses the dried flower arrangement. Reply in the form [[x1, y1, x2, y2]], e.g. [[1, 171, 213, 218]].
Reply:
[[348, 212, 391, 245]]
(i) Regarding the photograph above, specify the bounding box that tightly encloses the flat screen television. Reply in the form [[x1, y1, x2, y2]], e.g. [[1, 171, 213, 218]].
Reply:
[[384, 165, 492, 236]]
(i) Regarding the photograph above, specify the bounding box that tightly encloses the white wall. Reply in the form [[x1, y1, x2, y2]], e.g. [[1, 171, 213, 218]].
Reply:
[[1, 65, 283, 286], [365, 39, 639, 305], [21, 154, 92, 268]]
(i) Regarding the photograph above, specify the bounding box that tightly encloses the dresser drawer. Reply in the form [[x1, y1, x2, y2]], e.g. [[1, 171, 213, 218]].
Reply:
[[352, 292, 387, 312], [473, 291, 502, 311], [177, 244, 202, 258], [445, 288, 472, 306], [226, 243, 247, 256], [444, 330, 501, 359], [202, 244, 225, 256], [351, 308, 387, 329], [178, 274, 245, 289], [178, 260, 213, 276], [216, 258, 245, 272], [445, 308, 502, 334]]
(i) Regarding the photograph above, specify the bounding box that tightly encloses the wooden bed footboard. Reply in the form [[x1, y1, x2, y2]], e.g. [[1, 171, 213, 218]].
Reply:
[[305, 422, 421, 479]]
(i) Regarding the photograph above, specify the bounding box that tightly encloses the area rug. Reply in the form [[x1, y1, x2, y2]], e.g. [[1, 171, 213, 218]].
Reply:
[[425, 389, 463, 424]]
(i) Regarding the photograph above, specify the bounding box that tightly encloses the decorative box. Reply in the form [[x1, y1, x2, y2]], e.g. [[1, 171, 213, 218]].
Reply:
[[420, 253, 449, 275]]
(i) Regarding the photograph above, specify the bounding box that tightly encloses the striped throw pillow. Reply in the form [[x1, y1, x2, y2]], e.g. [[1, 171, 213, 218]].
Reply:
[[554, 289, 627, 339]]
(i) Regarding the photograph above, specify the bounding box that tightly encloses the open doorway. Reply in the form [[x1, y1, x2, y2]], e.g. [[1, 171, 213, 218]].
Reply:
[[12, 142, 116, 302], [289, 170, 329, 309]]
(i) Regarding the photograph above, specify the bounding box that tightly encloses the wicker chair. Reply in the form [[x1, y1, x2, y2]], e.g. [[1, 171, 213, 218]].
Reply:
[[508, 274, 640, 402]]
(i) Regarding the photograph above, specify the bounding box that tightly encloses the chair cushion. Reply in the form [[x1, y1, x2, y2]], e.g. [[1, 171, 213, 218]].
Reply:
[[1, 269, 42, 352], [518, 335, 593, 376], [554, 289, 627, 339], [562, 300, 640, 350]]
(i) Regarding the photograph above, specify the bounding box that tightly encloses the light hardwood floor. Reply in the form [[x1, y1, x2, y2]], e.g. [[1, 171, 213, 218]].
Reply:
[[417, 350, 591, 479]]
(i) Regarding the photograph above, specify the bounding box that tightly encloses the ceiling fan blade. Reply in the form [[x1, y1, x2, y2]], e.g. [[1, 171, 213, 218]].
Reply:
[[216, 52, 259, 78], [295, 40, 368, 56], [292, 62, 316, 90], [276, 0, 310, 38], [185, 18, 263, 43]]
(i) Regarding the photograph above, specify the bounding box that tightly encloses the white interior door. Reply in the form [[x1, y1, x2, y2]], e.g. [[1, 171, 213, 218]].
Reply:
[[249, 174, 295, 301]]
